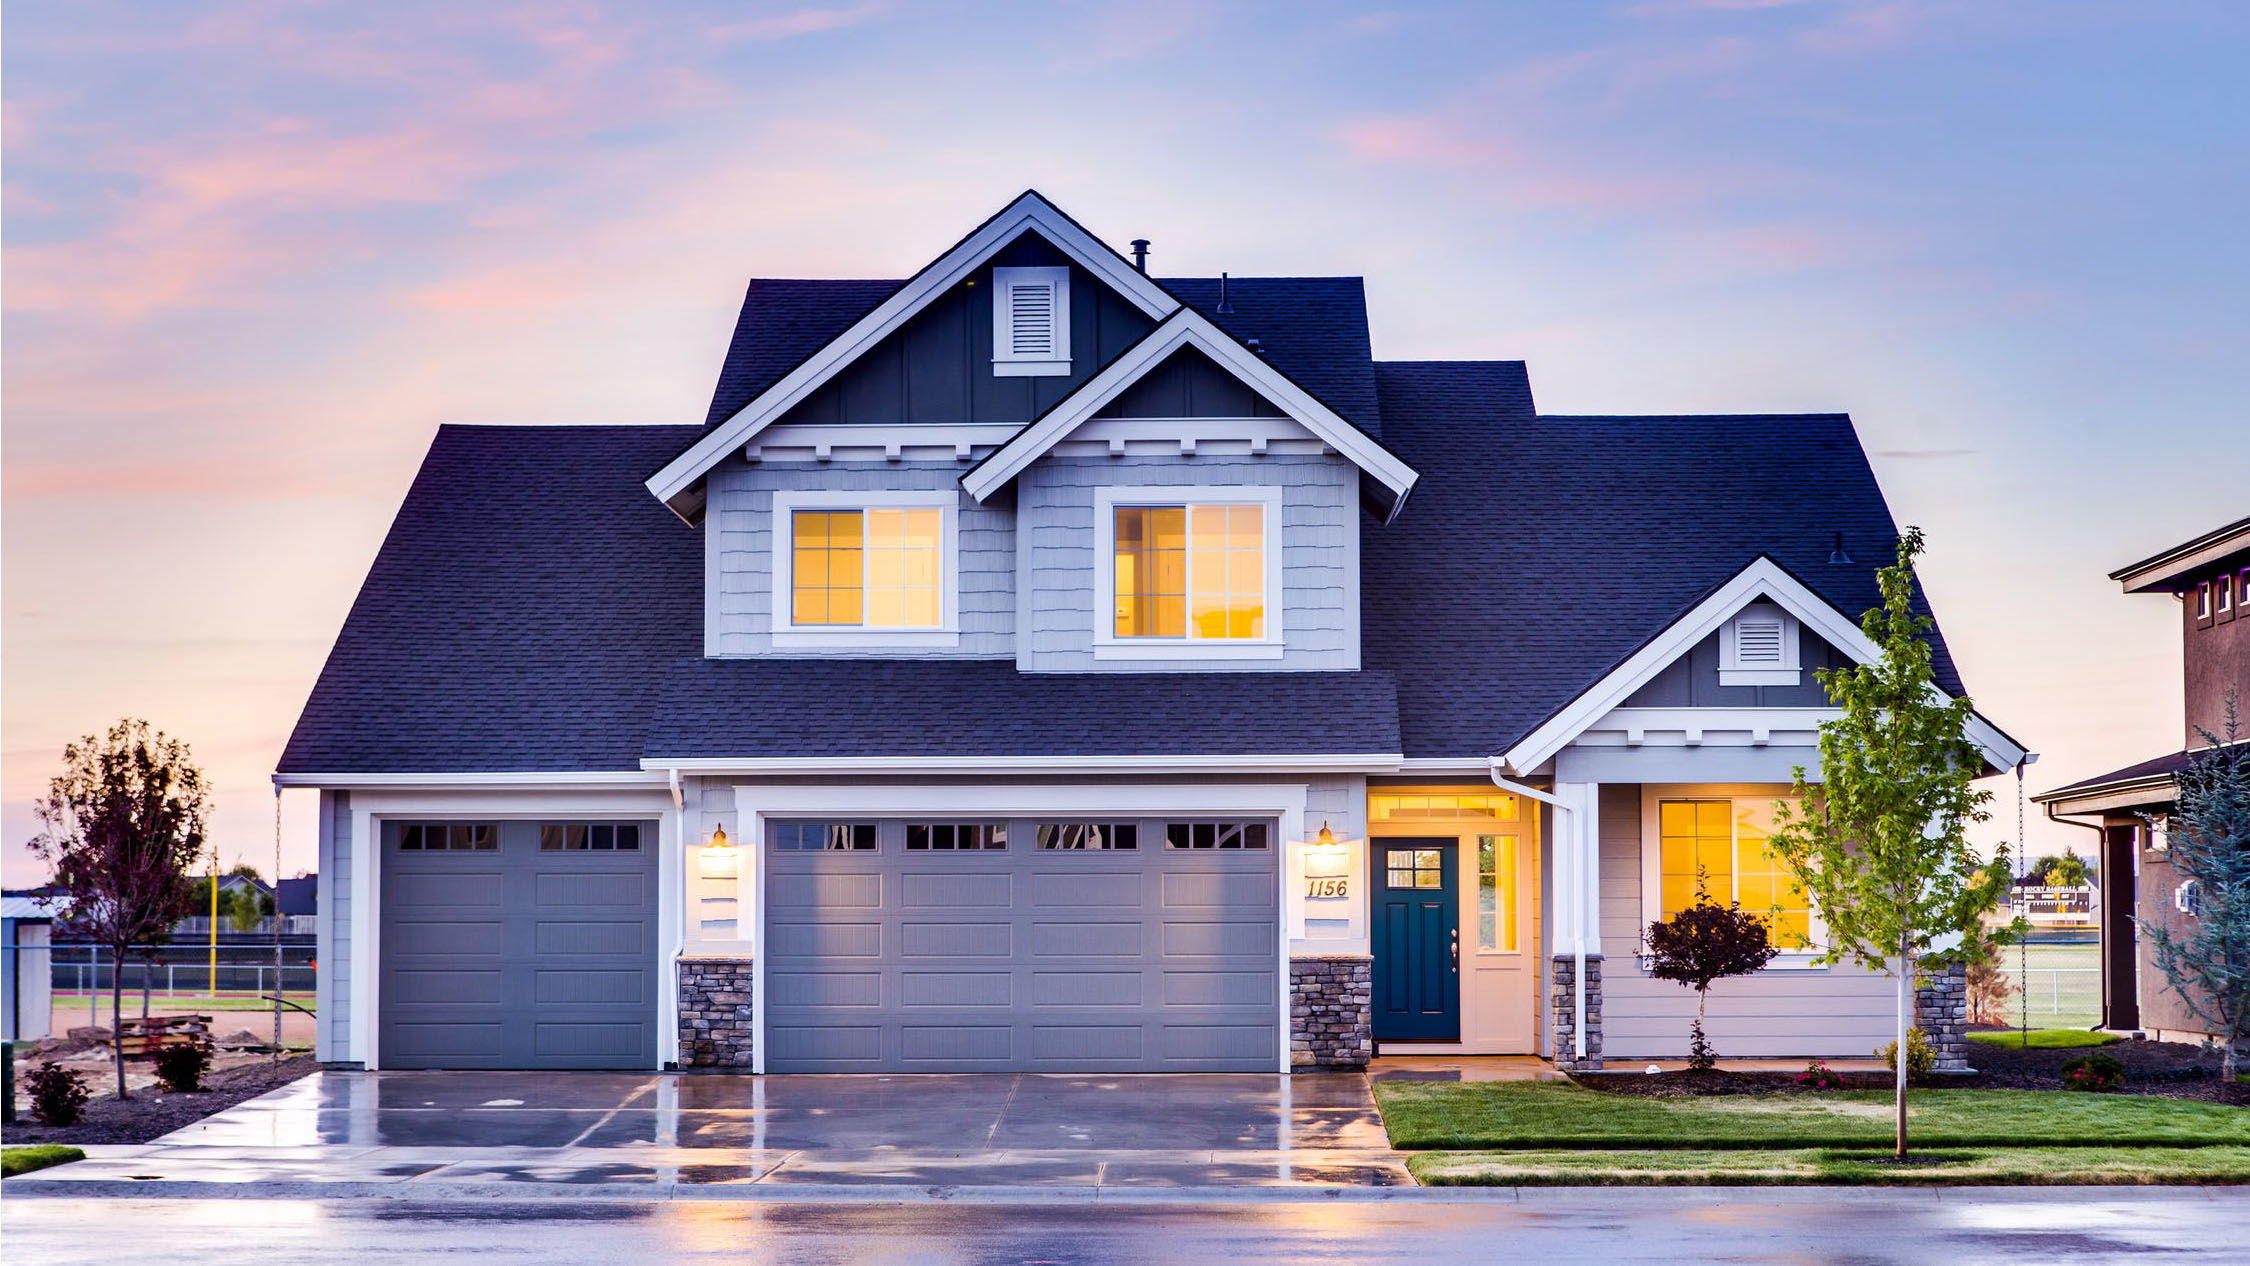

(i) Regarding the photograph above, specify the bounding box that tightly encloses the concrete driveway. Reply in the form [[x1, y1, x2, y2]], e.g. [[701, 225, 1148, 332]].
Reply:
[[11, 1069, 1409, 1189]]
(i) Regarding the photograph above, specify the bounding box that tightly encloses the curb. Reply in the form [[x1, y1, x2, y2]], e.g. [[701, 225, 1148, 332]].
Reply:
[[3, 1179, 2241, 1204]]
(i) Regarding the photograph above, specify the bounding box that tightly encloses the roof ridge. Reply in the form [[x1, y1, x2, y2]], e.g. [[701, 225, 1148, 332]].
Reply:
[[1535, 412, 1851, 422]]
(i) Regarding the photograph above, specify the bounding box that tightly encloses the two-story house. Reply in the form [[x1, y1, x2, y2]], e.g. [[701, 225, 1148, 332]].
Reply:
[[2036, 515, 2249, 1042], [278, 191, 2026, 1074]]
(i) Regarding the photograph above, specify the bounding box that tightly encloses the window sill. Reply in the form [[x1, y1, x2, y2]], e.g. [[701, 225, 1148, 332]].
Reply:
[[772, 628, 961, 649], [1091, 639, 1286, 661], [993, 359, 1070, 377], [1717, 668, 1802, 687]]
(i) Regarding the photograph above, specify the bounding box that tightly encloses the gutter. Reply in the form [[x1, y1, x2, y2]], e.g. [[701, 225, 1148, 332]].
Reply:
[[1488, 768, 1585, 1064]]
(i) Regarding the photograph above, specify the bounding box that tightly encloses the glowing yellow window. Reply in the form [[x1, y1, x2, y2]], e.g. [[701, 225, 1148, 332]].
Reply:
[[1113, 504, 1264, 639], [791, 507, 941, 628], [1656, 797, 1811, 950]]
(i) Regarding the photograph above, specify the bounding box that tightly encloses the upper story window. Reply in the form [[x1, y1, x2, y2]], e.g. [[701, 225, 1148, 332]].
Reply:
[[2196, 580, 2214, 624], [1718, 602, 1801, 687], [1095, 486, 1282, 660], [992, 266, 1070, 377], [2218, 572, 2235, 619], [771, 491, 957, 647]]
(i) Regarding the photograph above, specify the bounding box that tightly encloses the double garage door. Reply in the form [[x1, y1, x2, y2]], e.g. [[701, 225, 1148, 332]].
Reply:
[[377, 814, 1279, 1073], [379, 818, 659, 1070], [765, 817, 1281, 1073]]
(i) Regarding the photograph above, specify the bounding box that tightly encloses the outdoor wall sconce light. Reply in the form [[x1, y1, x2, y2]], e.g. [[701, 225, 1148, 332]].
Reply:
[[697, 825, 739, 879], [1303, 821, 1351, 897]]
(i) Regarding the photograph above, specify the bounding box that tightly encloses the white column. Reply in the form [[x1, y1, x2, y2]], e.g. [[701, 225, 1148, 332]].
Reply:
[[1575, 783, 1602, 956]]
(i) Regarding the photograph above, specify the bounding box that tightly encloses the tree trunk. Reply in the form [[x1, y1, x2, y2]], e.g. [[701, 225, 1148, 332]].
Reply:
[[111, 949, 129, 1101], [1895, 940, 1911, 1161]]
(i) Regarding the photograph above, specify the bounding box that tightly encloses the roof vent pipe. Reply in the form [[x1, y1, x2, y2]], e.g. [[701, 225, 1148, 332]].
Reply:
[[1827, 532, 1853, 565], [1216, 271, 1233, 313], [1130, 239, 1150, 273]]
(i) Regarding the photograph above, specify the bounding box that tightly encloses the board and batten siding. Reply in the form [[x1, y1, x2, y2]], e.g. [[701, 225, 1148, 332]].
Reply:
[[316, 790, 351, 1063], [705, 461, 1015, 658], [1015, 454, 1360, 673], [1594, 783, 1896, 1060]]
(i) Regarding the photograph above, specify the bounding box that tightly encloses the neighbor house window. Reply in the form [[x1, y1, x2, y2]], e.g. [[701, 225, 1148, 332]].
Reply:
[[2197, 581, 2213, 620], [2220, 576, 2235, 616], [791, 507, 942, 627], [1654, 798, 1811, 950], [1478, 834, 1519, 951], [1112, 504, 1266, 639]]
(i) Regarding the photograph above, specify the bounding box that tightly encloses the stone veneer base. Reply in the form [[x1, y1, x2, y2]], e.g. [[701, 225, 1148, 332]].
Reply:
[[1290, 954, 1372, 1068], [1914, 960, 1971, 1073], [678, 954, 754, 1069], [1551, 954, 1604, 1071]]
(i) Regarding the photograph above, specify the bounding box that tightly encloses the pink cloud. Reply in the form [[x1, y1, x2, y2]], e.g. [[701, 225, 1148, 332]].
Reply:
[[1336, 115, 1514, 169], [708, 3, 884, 44]]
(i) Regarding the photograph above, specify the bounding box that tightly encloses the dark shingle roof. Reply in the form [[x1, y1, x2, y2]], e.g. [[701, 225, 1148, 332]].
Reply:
[[2034, 742, 2247, 803], [645, 661, 1398, 759], [703, 276, 1389, 432], [277, 425, 704, 773], [1362, 363, 1964, 760]]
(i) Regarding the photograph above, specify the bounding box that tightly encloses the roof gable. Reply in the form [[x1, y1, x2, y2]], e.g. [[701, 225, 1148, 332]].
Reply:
[[960, 307, 1420, 518], [649, 191, 1179, 519], [1497, 555, 2024, 775]]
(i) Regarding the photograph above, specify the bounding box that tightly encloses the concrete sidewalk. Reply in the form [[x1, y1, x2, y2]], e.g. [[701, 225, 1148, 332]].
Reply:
[[5, 1068, 1411, 1192]]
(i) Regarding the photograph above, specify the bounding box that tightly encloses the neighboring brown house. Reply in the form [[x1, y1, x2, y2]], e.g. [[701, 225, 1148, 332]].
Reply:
[[2036, 515, 2249, 1041]]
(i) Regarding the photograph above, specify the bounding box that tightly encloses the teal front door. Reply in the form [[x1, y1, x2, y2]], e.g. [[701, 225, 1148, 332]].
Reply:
[[1371, 839, 1460, 1042]]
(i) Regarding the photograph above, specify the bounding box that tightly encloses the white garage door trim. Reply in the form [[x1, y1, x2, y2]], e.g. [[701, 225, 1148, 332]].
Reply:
[[737, 783, 1310, 1074], [346, 791, 682, 1071]]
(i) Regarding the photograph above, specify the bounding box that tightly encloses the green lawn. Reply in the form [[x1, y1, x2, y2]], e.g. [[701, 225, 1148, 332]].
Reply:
[[3, 1146, 86, 1178], [1967, 1028, 2120, 1050], [1408, 1145, 2250, 1187], [1374, 1080, 2250, 1151]]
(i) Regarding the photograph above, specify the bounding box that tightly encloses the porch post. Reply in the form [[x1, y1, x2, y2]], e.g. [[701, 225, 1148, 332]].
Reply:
[[1550, 781, 1604, 1071]]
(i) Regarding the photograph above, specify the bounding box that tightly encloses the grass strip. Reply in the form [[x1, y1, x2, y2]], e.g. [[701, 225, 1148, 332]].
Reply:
[[1407, 1144, 2250, 1186], [1374, 1080, 2250, 1151], [1967, 1029, 2121, 1050], [3, 1146, 87, 1178]]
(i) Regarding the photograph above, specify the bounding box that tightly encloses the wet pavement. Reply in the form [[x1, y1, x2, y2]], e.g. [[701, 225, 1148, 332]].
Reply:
[[4, 1068, 1410, 1189], [7, 1189, 2245, 1265]]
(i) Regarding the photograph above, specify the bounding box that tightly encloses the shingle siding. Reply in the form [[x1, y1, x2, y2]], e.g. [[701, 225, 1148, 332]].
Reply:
[[1016, 454, 1360, 673], [706, 460, 1015, 658], [318, 790, 351, 1063]]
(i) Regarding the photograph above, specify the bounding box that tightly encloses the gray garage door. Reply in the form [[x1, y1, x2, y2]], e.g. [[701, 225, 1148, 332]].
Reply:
[[379, 819, 659, 1070], [763, 817, 1280, 1073]]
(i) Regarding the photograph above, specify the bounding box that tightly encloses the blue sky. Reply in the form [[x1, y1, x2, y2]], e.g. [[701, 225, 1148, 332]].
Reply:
[[4, 0, 2246, 880]]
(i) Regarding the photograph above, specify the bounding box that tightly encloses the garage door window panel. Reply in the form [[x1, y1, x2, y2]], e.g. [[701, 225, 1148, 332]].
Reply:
[[539, 823, 642, 851], [773, 821, 877, 851], [1035, 822, 1139, 850], [1165, 821, 1269, 850], [905, 822, 1008, 851], [398, 822, 497, 852]]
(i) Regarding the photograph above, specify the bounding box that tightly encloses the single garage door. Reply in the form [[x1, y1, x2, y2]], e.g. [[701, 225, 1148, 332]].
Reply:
[[763, 817, 1279, 1073], [379, 818, 659, 1069]]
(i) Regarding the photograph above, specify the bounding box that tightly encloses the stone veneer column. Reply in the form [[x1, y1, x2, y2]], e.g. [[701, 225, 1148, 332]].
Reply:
[[1914, 960, 1971, 1073], [677, 954, 754, 1069], [1289, 954, 1372, 1068], [1550, 955, 1604, 1071]]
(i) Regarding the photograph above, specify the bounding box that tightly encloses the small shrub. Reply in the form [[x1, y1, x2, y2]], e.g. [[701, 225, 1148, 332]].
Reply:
[[1797, 1058, 1846, 1091], [27, 1062, 92, 1126], [1877, 1028, 1937, 1079], [153, 1042, 211, 1093], [2061, 1053, 2125, 1092]]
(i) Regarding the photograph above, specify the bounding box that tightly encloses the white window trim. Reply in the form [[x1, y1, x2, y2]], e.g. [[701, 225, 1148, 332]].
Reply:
[[769, 489, 960, 648], [1637, 784, 1827, 969], [1718, 602, 1802, 687], [1091, 484, 1285, 661], [992, 265, 1071, 377]]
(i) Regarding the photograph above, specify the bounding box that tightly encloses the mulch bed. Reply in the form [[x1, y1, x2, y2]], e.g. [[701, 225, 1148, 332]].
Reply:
[[3, 1056, 318, 1146], [1573, 1035, 2250, 1106]]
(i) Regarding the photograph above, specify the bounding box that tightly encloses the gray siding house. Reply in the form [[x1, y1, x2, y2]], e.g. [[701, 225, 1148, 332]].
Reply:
[[279, 191, 2026, 1073]]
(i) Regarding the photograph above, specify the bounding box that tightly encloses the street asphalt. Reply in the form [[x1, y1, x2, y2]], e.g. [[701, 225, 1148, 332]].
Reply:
[[5, 1189, 2246, 1264]]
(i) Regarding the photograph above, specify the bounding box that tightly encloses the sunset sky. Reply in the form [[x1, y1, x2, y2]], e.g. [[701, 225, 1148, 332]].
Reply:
[[5, 0, 2246, 883]]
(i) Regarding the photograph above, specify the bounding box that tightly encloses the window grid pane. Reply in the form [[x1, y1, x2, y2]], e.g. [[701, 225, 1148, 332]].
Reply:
[[792, 510, 864, 626], [1370, 792, 1520, 822], [863, 507, 943, 628], [1658, 799, 1732, 920], [1115, 503, 1262, 640], [1478, 834, 1518, 951]]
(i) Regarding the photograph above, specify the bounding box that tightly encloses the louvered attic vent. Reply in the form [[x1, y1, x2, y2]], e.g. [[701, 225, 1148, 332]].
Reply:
[[1719, 602, 1802, 686], [992, 265, 1070, 377]]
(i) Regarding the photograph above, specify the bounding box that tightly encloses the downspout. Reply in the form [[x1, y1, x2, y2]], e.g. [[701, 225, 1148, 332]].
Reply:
[[1490, 768, 1583, 1062]]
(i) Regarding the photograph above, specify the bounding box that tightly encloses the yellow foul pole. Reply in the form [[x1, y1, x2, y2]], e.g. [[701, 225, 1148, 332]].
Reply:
[[209, 844, 219, 994]]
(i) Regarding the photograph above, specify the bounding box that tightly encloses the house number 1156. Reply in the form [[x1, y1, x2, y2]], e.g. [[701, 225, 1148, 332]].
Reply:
[[1305, 876, 1349, 899]]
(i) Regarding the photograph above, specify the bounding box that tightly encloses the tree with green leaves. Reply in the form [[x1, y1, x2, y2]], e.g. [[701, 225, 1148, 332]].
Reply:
[[2140, 702, 2250, 1078], [2045, 849, 2090, 888], [1644, 877, 1779, 1070], [1765, 527, 2011, 1159], [28, 720, 211, 1100]]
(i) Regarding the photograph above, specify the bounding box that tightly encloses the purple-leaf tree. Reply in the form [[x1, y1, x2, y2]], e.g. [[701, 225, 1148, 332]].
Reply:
[[1644, 876, 1779, 1071], [29, 720, 211, 1101]]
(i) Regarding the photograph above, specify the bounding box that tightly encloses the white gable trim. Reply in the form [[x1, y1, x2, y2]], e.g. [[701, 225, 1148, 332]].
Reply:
[[1498, 557, 2026, 776], [959, 309, 1419, 513], [646, 191, 1179, 516]]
